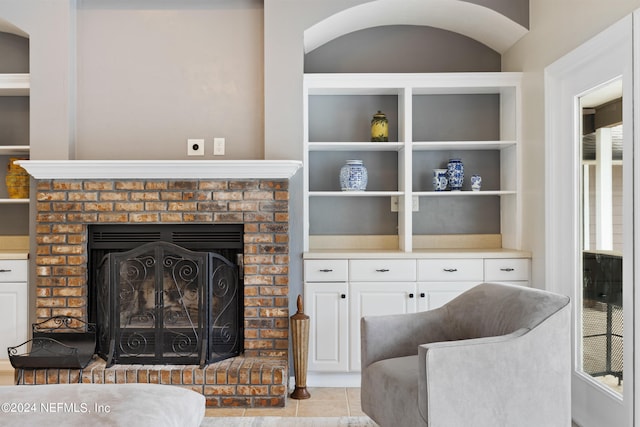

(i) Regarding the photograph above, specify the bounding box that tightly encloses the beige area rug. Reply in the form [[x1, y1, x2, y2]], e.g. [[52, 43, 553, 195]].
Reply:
[[200, 417, 378, 427]]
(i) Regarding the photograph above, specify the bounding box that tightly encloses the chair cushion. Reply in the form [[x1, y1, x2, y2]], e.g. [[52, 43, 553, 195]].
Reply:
[[0, 383, 205, 427], [361, 355, 426, 427]]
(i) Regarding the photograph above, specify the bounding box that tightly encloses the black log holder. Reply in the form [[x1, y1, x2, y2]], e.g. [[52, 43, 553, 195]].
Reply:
[[8, 315, 96, 384]]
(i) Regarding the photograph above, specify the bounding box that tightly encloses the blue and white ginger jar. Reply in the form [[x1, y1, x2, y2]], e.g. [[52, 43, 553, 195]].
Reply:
[[340, 160, 368, 191]]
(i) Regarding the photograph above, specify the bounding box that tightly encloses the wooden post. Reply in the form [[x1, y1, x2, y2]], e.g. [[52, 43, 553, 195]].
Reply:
[[290, 295, 310, 399]]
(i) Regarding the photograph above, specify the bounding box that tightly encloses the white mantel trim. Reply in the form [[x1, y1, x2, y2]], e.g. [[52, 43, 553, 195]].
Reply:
[[16, 160, 303, 180]]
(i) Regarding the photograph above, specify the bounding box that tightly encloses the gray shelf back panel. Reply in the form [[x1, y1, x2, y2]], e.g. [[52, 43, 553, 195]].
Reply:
[[413, 196, 501, 235], [412, 150, 500, 192], [413, 94, 500, 141], [309, 151, 399, 192], [309, 95, 398, 142], [0, 97, 29, 145], [0, 203, 29, 235], [309, 197, 398, 236]]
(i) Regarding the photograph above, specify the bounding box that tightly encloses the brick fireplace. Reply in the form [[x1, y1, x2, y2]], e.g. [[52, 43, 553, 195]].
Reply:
[[16, 160, 302, 407]]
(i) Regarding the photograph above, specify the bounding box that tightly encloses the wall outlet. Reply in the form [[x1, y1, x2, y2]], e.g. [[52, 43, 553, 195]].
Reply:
[[213, 137, 225, 156], [187, 139, 205, 156], [391, 196, 419, 212]]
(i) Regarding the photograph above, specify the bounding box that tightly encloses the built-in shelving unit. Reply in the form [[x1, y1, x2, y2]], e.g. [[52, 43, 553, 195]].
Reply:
[[303, 72, 522, 252], [0, 73, 30, 205]]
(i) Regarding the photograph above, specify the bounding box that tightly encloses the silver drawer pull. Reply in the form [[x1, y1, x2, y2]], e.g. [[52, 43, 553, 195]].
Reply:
[[500, 268, 515, 272], [0, 269, 12, 273], [319, 269, 333, 272], [376, 268, 390, 272], [443, 268, 458, 272]]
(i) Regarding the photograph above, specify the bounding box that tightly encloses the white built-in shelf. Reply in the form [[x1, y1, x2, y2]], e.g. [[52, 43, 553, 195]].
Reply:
[[412, 141, 516, 151], [0, 145, 30, 156], [303, 72, 522, 252], [413, 191, 516, 197], [308, 142, 404, 151], [0, 198, 29, 204], [0, 74, 29, 96], [310, 191, 404, 197]]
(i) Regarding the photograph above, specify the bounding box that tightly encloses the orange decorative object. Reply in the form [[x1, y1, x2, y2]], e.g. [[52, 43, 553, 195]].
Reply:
[[5, 157, 29, 199]]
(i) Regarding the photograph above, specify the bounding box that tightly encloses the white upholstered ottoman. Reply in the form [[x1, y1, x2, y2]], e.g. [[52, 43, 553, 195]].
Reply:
[[0, 383, 205, 427]]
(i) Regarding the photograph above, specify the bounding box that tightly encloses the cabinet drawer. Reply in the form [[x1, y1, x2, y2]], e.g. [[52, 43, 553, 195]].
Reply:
[[304, 260, 348, 282], [349, 259, 416, 282], [0, 260, 28, 282], [484, 259, 530, 282], [417, 259, 483, 281]]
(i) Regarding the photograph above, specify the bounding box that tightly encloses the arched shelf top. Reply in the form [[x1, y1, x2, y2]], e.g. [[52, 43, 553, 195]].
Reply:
[[304, 0, 527, 54], [0, 16, 28, 38]]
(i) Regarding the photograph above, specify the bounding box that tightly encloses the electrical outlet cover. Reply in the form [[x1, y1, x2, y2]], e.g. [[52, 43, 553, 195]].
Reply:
[[187, 139, 205, 156]]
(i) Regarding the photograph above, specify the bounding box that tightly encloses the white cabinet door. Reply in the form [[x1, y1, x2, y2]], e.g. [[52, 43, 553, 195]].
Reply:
[[0, 282, 28, 358], [417, 282, 478, 311], [304, 282, 349, 372], [349, 282, 417, 371]]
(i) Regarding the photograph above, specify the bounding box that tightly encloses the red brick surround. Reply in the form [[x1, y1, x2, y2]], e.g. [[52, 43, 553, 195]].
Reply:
[[26, 178, 291, 407]]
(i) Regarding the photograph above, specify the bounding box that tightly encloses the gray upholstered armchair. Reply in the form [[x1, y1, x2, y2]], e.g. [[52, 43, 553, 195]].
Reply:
[[361, 282, 571, 427]]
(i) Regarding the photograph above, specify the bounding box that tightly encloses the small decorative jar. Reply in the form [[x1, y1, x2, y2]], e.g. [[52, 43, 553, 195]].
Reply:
[[5, 157, 29, 199], [340, 160, 368, 191], [432, 169, 448, 192], [471, 174, 482, 191], [447, 159, 464, 191], [370, 111, 388, 142]]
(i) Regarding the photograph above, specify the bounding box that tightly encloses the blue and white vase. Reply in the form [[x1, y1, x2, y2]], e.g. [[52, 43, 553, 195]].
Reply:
[[340, 160, 368, 191], [447, 159, 464, 191], [432, 169, 448, 192]]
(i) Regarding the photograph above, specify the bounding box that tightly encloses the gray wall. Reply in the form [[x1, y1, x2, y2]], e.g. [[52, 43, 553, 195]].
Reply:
[[305, 25, 501, 74], [76, 0, 263, 160]]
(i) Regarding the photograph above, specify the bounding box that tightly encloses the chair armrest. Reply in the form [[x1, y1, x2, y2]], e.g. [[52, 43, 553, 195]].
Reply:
[[361, 308, 449, 368], [417, 305, 571, 427]]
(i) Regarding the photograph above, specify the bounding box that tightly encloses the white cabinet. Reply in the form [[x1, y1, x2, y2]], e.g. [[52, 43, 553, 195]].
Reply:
[[0, 259, 28, 360], [349, 281, 417, 370], [304, 254, 530, 374], [303, 72, 522, 253], [305, 282, 349, 372]]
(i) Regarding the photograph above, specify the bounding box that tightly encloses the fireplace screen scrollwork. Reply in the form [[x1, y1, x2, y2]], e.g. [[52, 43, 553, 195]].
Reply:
[[96, 241, 241, 367]]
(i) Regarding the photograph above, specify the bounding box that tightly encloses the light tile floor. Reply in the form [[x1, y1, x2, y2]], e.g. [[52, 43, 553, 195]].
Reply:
[[0, 367, 583, 424], [204, 387, 366, 418]]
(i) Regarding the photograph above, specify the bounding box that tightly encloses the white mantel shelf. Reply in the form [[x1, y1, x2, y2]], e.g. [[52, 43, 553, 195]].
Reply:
[[16, 160, 303, 180]]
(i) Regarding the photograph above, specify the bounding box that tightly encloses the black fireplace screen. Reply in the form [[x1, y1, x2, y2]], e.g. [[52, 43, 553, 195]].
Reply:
[[91, 224, 243, 367]]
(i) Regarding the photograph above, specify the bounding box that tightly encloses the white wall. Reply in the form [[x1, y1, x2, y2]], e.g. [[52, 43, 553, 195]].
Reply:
[[0, 0, 76, 160], [502, 0, 640, 289]]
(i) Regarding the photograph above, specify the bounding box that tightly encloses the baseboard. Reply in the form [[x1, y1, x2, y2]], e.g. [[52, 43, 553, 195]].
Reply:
[[290, 372, 361, 388]]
